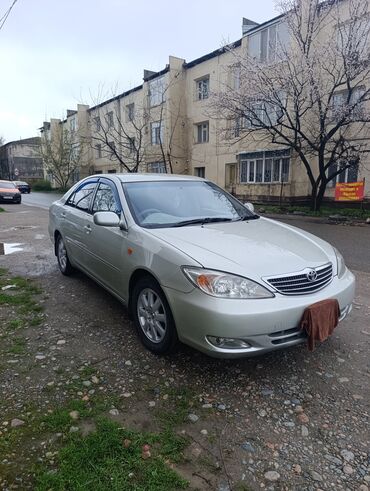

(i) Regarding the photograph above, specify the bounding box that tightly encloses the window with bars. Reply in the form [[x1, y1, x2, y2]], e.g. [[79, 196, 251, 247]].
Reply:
[[240, 150, 290, 184]]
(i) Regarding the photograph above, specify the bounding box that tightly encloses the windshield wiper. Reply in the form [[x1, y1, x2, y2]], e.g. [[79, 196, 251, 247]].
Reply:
[[172, 217, 234, 227], [237, 214, 260, 221]]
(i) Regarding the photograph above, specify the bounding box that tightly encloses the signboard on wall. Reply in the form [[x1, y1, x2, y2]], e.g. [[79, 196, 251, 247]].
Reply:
[[335, 181, 365, 201]]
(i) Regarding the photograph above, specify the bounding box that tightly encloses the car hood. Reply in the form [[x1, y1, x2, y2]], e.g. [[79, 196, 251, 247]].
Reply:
[[147, 217, 337, 279], [0, 187, 18, 193]]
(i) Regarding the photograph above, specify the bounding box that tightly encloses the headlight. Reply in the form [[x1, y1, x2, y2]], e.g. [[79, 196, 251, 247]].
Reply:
[[334, 247, 346, 278], [182, 267, 274, 299]]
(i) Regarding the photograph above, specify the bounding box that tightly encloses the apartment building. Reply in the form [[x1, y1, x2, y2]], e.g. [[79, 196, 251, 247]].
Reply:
[[40, 0, 370, 203], [0, 137, 43, 182]]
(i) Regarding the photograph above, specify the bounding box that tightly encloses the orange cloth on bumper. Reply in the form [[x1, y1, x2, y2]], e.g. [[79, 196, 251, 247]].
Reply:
[[300, 299, 340, 351]]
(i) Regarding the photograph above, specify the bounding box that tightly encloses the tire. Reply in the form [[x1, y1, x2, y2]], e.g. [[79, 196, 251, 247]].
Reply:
[[132, 276, 179, 355], [56, 235, 74, 276]]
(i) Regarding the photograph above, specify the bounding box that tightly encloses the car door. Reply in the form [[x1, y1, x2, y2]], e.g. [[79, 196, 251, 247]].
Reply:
[[85, 179, 129, 297], [61, 179, 98, 269]]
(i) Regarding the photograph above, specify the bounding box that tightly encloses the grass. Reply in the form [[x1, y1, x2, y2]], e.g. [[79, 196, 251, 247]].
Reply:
[[155, 388, 196, 429], [7, 336, 27, 355], [0, 269, 43, 330], [0, 269, 190, 490], [0, 206, 4, 212], [35, 418, 188, 491], [257, 204, 369, 218]]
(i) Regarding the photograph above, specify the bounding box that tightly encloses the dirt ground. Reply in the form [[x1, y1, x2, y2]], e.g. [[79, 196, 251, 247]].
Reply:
[[0, 203, 369, 490]]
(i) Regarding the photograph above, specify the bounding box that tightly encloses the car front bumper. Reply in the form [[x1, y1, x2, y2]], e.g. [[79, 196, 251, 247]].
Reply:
[[0, 193, 21, 203], [163, 268, 355, 358]]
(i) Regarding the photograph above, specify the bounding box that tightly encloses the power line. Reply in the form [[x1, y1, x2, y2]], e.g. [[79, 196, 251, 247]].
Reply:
[[0, 0, 18, 31]]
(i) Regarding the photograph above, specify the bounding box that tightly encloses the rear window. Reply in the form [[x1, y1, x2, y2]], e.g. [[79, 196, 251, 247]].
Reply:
[[0, 182, 16, 189]]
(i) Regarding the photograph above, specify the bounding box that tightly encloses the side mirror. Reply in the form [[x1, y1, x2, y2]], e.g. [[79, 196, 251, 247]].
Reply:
[[93, 211, 120, 227], [244, 202, 255, 213]]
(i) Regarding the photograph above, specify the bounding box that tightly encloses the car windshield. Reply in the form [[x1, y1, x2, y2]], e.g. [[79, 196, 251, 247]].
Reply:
[[123, 180, 258, 228], [1, 182, 16, 189]]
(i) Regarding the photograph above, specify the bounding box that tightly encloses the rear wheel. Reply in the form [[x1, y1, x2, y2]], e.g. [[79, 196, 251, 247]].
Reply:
[[132, 277, 178, 355], [56, 235, 74, 276]]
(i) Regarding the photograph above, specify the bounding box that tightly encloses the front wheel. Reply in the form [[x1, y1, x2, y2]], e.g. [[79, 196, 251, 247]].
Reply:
[[132, 277, 178, 355], [56, 235, 74, 276]]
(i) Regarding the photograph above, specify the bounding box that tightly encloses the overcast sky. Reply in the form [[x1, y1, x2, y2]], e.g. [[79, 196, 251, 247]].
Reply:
[[0, 0, 278, 143]]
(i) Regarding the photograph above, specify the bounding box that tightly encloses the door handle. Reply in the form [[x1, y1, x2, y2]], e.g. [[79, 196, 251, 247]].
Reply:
[[84, 225, 92, 234]]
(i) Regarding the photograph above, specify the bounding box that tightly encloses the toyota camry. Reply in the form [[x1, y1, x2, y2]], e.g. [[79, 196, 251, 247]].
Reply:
[[48, 174, 355, 358]]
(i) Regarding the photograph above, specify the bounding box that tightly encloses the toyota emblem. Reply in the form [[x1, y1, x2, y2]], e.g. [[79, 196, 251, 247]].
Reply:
[[307, 269, 318, 282]]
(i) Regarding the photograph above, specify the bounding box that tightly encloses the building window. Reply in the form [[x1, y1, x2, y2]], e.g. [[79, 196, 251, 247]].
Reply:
[[248, 21, 289, 62], [194, 167, 205, 178], [106, 111, 114, 128], [108, 169, 117, 174], [147, 161, 166, 173], [196, 77, 209, 100], [70, 117, 77, 132], [151, 121, 164, 145], [332, 86, 365, 120], [196, 122, 209, 143], [126, 103, 135, 122], [149, 75, 166, 107], [240, 149, 290, 184], [94, 117, 101, 131], [128, 137, 135, 154], [70, 144, 79, 161], [108, 141, 116, 156], [96, 144, 102, 159], [327, 160, 359, 188]]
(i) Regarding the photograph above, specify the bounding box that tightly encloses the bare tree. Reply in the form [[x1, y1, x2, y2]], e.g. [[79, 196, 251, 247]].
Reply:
[[89, 97, 148, 173], [212, 0, 370, 210], [88, 75, 186, 174], [38, 126, 86, 190]]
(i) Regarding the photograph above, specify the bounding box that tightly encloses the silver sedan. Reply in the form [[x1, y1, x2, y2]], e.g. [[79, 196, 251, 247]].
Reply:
[[48, 174, 355, 358]]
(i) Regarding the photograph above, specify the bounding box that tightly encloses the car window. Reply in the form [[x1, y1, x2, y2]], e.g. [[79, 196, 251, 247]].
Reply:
[[92, 182, 120, 214], [123, 180, 256, 228], [66, 181, 96, 212]]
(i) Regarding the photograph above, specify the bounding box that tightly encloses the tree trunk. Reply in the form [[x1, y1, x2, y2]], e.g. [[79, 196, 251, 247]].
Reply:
[[309, 181, 327, 212], [309, 183, 319, 211]]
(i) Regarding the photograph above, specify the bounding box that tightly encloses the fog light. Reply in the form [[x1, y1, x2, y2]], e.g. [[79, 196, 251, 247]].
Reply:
[[207, 336, 251, 349]]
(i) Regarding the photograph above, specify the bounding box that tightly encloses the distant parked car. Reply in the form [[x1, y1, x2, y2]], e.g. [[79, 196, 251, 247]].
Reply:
[[0, 180, 21, 204], [49, 174, 355, 358], [14, 180, 31, 193]]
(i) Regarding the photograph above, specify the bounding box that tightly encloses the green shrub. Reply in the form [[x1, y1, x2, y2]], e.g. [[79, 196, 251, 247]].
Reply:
[[32, 179, 52, 191]]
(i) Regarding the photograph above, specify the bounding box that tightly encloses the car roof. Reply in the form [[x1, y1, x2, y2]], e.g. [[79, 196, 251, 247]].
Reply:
[[94, 173, 205, 183]]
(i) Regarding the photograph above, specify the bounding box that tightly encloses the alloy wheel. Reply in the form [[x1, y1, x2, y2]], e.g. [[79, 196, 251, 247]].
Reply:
[[137, 288, 167, 343]]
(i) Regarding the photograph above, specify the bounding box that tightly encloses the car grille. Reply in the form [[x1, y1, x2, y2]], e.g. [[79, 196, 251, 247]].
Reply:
[[265, 263, 333, 295]]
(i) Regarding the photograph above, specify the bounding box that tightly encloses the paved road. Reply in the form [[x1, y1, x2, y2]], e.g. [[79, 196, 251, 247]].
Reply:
[[21, 191, 63, 210], [274, 215, 370, 274]]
